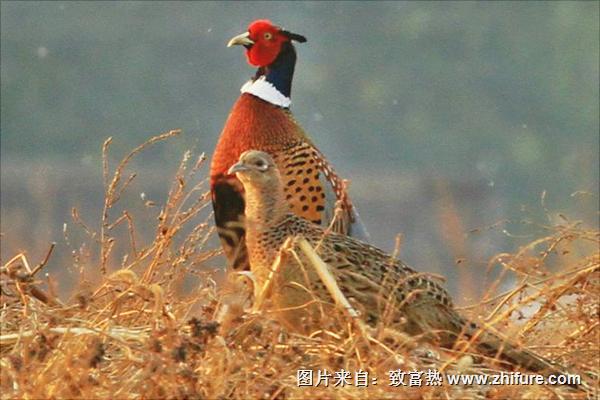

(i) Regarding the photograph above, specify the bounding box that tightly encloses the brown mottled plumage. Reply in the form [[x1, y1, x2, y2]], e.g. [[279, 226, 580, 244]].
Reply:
[[228, 150, 568, 375]]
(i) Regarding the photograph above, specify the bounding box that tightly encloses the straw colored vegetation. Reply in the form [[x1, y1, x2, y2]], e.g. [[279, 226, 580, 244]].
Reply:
[[1, 132, 598, 399]]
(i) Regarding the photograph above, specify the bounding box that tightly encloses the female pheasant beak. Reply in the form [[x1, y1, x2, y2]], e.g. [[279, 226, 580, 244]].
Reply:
[[227, 161, 249, 175], [227, 31, 254, 48]]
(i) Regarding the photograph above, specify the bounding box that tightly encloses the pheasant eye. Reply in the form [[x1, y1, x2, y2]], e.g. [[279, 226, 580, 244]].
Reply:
[[255, 159, 268, 170], [263, 32, 273, 40]]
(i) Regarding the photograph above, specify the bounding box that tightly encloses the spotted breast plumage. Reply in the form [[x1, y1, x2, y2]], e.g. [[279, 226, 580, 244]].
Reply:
[[211, 19, 368, 271], [227, 150, 570, 376]]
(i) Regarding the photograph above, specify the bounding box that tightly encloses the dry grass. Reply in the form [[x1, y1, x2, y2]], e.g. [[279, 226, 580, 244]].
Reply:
[[1, 133, 598, 399]]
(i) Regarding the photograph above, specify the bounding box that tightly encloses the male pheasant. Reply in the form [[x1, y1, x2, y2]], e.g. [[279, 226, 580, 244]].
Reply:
[[227, 150, 570, 376], [211, 20, 368, 271]]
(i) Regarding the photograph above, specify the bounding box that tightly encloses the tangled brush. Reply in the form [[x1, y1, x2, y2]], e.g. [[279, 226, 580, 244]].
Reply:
[[1, 132, 597, 399]]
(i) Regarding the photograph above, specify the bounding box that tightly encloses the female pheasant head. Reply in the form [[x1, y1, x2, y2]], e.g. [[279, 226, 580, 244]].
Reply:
[[227, 20, 307, 107], [227, 150, 289, 226], [228, 150, 278, 186]]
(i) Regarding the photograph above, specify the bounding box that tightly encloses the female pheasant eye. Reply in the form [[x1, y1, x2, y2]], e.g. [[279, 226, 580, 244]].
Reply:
[[263, 32, 273, 40], [254, 159, 268, 170]]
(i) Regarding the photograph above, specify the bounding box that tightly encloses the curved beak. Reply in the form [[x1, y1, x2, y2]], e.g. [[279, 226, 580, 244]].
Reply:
[[227, 31, 254, 48], [227, 161, 249, 175]]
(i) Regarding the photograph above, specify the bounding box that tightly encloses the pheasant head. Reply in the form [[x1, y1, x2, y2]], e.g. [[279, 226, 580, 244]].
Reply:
[[228, 150, 288, 226], [228, 19, 307, 67], [227, 20, 307, 107], [228, 150, 278, 184]]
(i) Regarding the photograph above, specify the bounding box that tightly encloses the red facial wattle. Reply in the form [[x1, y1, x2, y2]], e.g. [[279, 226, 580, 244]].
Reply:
[[245, 20, 287, 67]]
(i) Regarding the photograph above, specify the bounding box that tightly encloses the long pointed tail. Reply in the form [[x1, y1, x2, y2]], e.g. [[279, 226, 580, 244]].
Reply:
[[409, 303, 569, 375], [469, 326, 561, 373]]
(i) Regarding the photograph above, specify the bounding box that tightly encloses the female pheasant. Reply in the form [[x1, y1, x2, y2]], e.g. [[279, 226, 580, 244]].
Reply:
[[228, 150, 571, 377], [210, 20, 368, 271]]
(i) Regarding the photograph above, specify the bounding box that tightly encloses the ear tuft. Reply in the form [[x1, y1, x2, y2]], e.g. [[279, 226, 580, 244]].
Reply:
[[281, 30, 307, 43]]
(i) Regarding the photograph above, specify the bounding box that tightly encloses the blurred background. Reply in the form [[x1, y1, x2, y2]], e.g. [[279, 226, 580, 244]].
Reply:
[[1, 1, 598, 302]]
